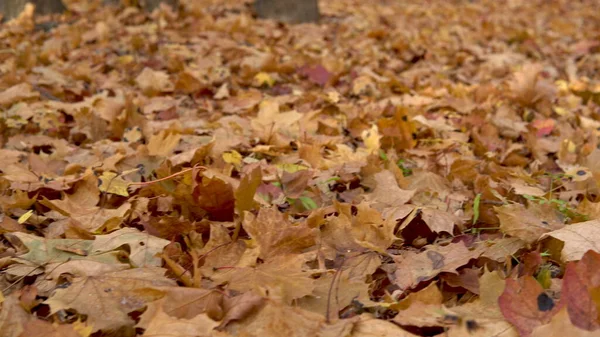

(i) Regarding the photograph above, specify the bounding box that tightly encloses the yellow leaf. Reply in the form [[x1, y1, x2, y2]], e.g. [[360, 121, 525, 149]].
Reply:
[[223, 150, 243, 167], [98, 172, 130, 197], [276, 163, 309, 173], [361, 124, 381, 153], [147, 130, 181, 157], [18, 209, 33, 224], [72, 320, 93, 337], [253, 72, 275, 87]]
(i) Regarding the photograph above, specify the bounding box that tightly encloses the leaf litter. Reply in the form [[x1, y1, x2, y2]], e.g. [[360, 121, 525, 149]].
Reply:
[[1, 0, 600, 336]]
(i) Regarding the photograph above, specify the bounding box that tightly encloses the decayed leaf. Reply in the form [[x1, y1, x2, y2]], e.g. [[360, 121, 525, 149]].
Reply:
[[45, 268, 176, 332], [542, 219, 600, 261], [495, 203, 564, 244]]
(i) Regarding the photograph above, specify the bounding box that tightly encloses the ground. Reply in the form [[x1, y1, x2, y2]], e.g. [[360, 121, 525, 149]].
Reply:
[[1, 0, 600, 336]]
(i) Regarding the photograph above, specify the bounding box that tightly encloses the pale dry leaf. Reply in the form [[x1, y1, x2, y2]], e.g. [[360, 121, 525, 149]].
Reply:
[[541, 219, 600, 261], [90, 227, 170, 267], [211, 254, 314, 304], [45, 268, 176, 332]]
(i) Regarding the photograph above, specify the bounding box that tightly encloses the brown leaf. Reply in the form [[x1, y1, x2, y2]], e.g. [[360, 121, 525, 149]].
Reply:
[[193, 172, 235, 221], [298, 252, 381, 318], [44, 268, 176, 332], [220, 291, 266, 328], [393, 242, 483, 292], [234, 165, 262, 218], [18, 319, 82, 337], [141, 303, 221, 337], [281, 169, 313, 199], [211, 254, 315, 304], [138, 287, 224, 329], [242, 208, 316, 259], [136, 67, 174, 95], [0, 83, 39, 106], [225, 301, 353, 337], [367, 170, 415, 207], [495, 203, 564, 244]]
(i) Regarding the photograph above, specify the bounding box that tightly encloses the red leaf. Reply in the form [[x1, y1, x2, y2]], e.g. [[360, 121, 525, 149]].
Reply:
[[562, 250, 600, 331], [298, 64, 331, 86], [499, 277, 562, 336]]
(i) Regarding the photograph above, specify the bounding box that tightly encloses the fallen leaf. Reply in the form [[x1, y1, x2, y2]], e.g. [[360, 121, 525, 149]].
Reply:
[[561, 250, 600, 331], [542, 220, 600, 261], [242, 208, 316, 259], [211, 254, 315, 304], [45, 268, 176, 333], [498, 276, 562, 336], [393, 241, 483, 292], [495, 203, 564, 244]]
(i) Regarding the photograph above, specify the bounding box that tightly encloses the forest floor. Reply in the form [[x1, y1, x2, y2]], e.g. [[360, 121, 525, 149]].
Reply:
[[1, 0, 600, 336]]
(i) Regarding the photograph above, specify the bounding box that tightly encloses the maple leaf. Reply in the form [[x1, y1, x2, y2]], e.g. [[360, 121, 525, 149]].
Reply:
[[225, 301, 354, 337], [45, 267, 176, 333], [89, 227, 169, 267], [211, 254, 315, 304], [140, 304, 221, 337], [495, 202, 564, 244], [561, 250, 600, 331], [138, 287, 224, 329], [242, 208, 316, 259], [298, 252, 380, 318], [17, 319, 86, 337], [392, 241, 483, 292], [542, 219, 600, 261], [135, 67, 174, 95], [0, 83, 39, 106], [498, 276, 563, 336], [366, 170, 415, 207], [530, 308, 599, 337]]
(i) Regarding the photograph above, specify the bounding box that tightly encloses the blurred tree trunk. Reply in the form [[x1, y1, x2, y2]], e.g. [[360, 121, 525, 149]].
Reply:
[[255, 0, 319, 24], [0, 0, 177, 21], [103, 0, 178, 11], [0, 0, 65, 21]]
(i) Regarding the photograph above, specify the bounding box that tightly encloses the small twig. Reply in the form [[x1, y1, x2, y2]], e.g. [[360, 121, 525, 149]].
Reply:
[[128, 164, 206, 187], [325, 257, 346, 324]]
